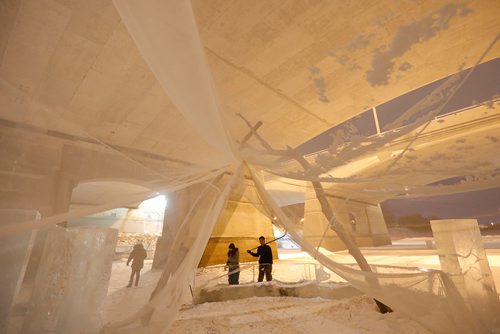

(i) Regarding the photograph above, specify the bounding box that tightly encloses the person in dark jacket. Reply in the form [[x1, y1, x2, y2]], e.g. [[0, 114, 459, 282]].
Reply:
[[247, 236, 273, 282], [126, 243, 147, 287], [226, 243, 240, 285]]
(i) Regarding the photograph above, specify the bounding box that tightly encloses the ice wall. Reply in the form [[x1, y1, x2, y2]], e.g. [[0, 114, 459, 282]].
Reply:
[[431, 219, 500, 330], [0, 210, 39, 333], [21, 227, 117, 334]]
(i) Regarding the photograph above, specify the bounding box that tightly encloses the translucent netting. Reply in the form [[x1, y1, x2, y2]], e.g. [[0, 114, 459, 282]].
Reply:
[[1, 0, 500, 333], [103, 166, 242, 333], [249, 167, 489, 334]]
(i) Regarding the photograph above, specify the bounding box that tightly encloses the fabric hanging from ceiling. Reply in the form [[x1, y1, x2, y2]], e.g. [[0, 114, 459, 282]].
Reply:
[[1, 0, 499, 333]]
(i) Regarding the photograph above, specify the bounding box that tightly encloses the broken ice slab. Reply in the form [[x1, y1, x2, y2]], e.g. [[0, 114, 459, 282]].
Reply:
[[431, 219, 500, 330], [0, 210, 39, 333], [21, 226, 117, 334]]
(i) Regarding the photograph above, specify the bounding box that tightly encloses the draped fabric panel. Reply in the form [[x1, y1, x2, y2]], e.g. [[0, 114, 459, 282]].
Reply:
[[1, 0, 499, 333]]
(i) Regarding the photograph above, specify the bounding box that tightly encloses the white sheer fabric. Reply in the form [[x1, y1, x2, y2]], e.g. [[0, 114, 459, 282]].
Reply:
[[250, 167, 488, 334], [1, 0, 499, 333], [103, 165, 242, 333], [112, 0, 236, 163]]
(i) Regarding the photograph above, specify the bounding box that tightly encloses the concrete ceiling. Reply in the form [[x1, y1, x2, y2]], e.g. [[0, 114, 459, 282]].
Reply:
[[192, 0, 500, 147]]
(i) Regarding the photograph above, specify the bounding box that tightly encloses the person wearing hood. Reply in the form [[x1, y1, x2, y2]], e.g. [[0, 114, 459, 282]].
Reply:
[[126, 243, 147, 288], [226, 243, 240, 285]]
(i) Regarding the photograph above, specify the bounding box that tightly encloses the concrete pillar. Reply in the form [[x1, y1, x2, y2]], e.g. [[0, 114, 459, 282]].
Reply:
[[350, 204, 391, 247], [152, 183, 208, 269], [303, 184, 340, 251], [0, 209, 39, 334], [152, 189, 187, 269], [431, 219, 500, 329], [21, 227, 117, 334], [51, 171, 76, 227], [199, 175, 277, 267], [153, 170, 278, 269], [303, 184, 391, 251]]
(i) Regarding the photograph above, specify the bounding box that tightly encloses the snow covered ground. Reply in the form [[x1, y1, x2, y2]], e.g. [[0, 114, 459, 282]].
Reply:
[[169, 295, 431, 334], [101, 237, 500, 333]]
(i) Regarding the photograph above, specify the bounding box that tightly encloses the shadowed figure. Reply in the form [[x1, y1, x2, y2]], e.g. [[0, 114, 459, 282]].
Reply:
[[247, 236, 273, 282], [225, 243, 240, 285], [126, 243, 147, 288]]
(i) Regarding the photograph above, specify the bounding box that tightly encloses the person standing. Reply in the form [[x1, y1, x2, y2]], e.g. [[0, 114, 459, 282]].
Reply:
[[226, 243, 240, 285], [126, 243, 147, 288], [247, 236, 273, 282]]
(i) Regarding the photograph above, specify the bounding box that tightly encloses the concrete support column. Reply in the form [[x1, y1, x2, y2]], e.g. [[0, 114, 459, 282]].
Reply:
[[303, 184, 340, 251], [199, 177, 276, 267], [350, 204, 391, 247], [152, 184, 204, 269], [304, 184, 391, 251], [431, 219, 500, 328], [153, 173, 278, 269], [51, 171, 76, 227]]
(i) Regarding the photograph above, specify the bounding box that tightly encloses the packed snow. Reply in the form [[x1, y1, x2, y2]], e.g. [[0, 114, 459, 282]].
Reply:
[[101, 238, 500, 333]]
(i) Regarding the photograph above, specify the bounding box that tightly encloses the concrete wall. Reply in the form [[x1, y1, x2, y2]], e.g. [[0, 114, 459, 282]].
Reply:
[[304, 185, 391, 251]]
